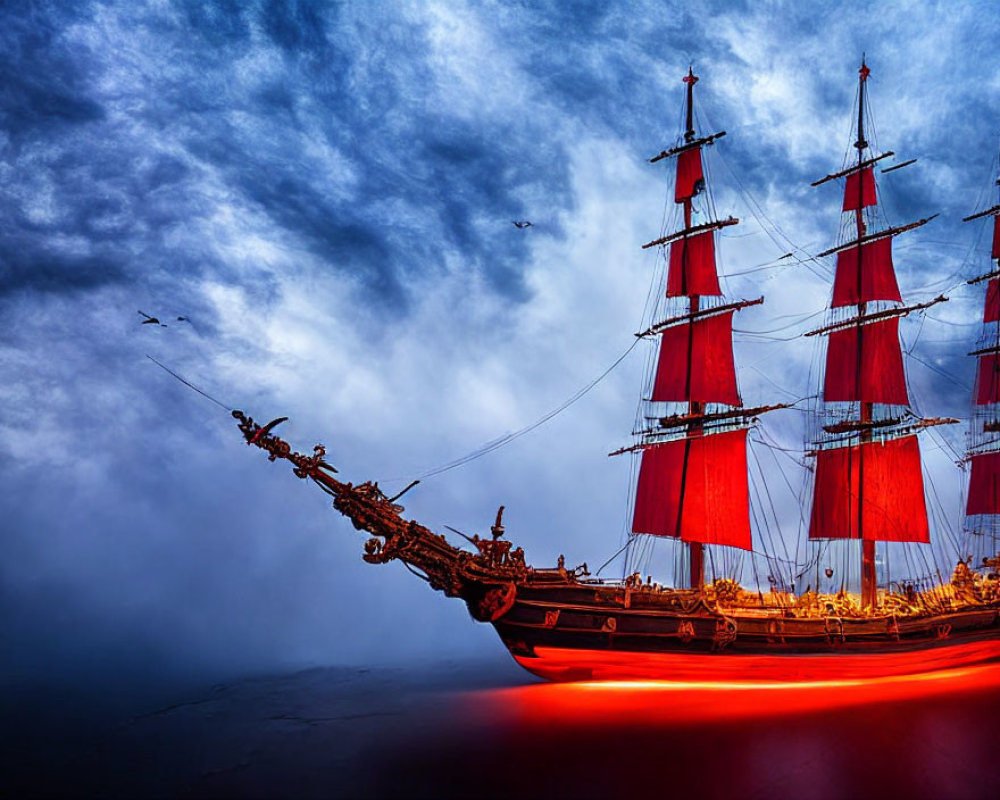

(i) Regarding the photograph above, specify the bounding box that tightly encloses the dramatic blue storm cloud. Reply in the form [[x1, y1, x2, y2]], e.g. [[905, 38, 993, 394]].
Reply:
[[3, 0, 999, 686]]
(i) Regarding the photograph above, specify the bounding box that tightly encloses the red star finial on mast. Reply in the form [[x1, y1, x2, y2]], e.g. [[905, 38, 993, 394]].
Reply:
[[683, 66, 698, 86], [859, 59, 870, 83]]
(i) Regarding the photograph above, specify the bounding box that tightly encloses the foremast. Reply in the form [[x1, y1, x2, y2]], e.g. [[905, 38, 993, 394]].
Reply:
[[963, 154, 1000, 558], [626, 69, 782, 590], [806, 59, 954, 608]]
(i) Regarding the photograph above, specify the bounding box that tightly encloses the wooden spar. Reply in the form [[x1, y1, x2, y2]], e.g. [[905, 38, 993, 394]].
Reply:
[[962, 203, 1000, 223], [807, 417, 960, 454], [649, 131, 726, 163], [969, 343, 1000, 357], [638, 296, 763, 338], [966, 269, 1000, 284], [810, 151, 895, 186], [815, 216, 937, 258], [823, 416, 903, 434], [804, 295, 947, 337], [641, 217, 738, 250], [610, 404, 788, 457], [881, 158, 916, 174], [967, 269, 1000, 286], [650, 403, 790, 432]]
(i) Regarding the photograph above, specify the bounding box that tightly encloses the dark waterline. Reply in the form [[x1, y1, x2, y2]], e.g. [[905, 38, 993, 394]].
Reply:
[[4, 658, 1000, 798]]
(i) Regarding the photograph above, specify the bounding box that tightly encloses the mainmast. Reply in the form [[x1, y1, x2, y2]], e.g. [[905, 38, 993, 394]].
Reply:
[[807, 59, 951, 607], [627, 69, 782, 590], [963, 153, 1000, 557]]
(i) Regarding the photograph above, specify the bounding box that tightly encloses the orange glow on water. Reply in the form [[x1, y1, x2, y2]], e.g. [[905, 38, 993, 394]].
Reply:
[[469, 662, 1000, 730], [388, 662, 1000, 799]]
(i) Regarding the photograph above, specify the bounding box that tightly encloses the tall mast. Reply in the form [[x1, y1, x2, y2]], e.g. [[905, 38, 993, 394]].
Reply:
[[807, 59, 951, 608], [681, 67, 704, 589], [962, 147, 1000, 559], [684, 66, 697, 144], [625, 69, 783, 591], [855, 57, 877, 609]]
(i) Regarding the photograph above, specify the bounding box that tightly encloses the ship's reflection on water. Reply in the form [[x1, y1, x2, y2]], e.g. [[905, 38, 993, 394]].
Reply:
[[381, 664, 1000, 799]]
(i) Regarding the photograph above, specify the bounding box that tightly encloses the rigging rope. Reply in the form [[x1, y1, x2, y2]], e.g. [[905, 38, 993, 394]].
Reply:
[[383, 337, 642, 483], [146, 355, 234, 412]]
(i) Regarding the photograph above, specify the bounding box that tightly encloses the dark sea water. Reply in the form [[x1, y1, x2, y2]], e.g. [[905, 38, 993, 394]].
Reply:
[[4, 657, 1000, 799]]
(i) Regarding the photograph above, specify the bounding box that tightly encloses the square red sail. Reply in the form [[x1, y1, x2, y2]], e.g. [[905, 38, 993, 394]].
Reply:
[[967, 451, 1000, 515], [674, 147, 703, 204], [831, 238, 902, 307], [842, 167, 877, 211], [985, 278, 1000, 323], [667, 230, 721, 297], [651, 311, 741, 406], [809, 436, 929, 542], [823, 317, 909, 405], [976, 354, 1000, 405], [631, 430, 752, 549]]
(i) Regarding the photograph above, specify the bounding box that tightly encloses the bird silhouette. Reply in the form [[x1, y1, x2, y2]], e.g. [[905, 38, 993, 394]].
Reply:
[[512, 220, 532, 229], [176, 316, 190, 323], [138, 310, 166, 326]]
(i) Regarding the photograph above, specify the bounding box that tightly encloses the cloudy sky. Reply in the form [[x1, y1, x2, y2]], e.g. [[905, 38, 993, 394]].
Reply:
[[3, 0, 1000, 686]]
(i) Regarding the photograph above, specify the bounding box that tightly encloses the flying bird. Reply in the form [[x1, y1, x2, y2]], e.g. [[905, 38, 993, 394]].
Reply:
[[138, 310, 166, 326], [512, 220, 532, 229], [176, 316, 191, 323]]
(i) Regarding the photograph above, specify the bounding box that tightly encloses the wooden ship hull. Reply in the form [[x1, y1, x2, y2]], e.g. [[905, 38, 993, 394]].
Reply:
[[498, 585, 1000, 682], [233, 409, 1000, 683]]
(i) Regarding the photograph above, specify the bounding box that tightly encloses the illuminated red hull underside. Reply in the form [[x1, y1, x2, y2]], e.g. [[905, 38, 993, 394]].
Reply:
[[492, 585, 1000, 683], [509, 640, 1000, 683]]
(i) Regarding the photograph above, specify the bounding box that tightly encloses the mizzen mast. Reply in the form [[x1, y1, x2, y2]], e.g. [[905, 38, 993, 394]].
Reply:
[[807, 59, 953, 608], [625, 68, 780, 590]]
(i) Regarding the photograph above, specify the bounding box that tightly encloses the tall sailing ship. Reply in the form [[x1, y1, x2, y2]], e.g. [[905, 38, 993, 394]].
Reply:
[[233, 61, 1000, 682]]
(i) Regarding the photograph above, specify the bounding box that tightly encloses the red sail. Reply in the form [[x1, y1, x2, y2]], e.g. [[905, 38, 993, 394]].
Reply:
[[675, 147, 703, 203], [985, 278, 1000, 323], [631, 429, 752, 549], [831, 238, 902, 307], [651, 311, 741, 405], [993, 216, 1000, 259], [842, 167, 877, 211], [824, 317, 908, 404], [967, 451, 1000, 515], [667, 231, 721, 297], [809, 436, 929, 542], [976, 354, 1000, 405]]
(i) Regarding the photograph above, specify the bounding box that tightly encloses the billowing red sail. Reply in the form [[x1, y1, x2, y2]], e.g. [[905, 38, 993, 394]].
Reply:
[[809, 436, 929, 542], [824, 317, 908, 404], [667, 231, 721, 297], [992, 215, 1000, 259], [831, 238, 902, 307], [651, 311, 740, 405], [675, 148, 703, 203], [985, 278, 1000, 323], [967, 451, 1000, 515], [631, 429, 751, 549], [976, 354, 1000, 405], [843, 167, 877, 211]]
